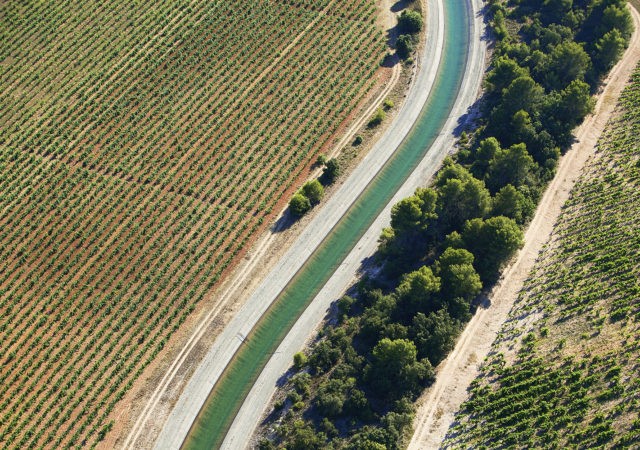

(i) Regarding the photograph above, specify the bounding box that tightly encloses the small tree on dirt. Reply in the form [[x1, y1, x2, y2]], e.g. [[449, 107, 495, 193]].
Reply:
[[302, 179, 324, 205], [290, 193, 311, 217], [396, 34, 415, 59]]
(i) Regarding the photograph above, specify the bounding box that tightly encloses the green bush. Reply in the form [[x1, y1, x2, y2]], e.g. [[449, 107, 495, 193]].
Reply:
[[368, 108, 386, 127], [302, 179, 324, 205], [396, 34, 415, 59], [398, 10, 423, 34], [289, 193, 311, 217]]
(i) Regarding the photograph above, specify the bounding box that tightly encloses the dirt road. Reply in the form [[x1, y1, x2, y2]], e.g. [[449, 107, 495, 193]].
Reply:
[[407, 5, 640, 449]]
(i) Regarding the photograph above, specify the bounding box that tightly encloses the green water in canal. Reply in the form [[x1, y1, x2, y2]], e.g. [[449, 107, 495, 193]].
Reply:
[[184, 1, 471, 447]]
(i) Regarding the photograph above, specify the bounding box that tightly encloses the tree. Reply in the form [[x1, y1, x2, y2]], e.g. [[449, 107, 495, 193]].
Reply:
[[490, 76, 545, 135], [435, 159, 474, 187], [602, 4, 633, 40], [437, 175, 492, 232], [396, 266, 440, 313], [368, 338, 432, 398], [543, 79, 594, 145], [436, 247, 482, 307], [541, 0, 573, 24], [462, 216, 524, 281], [390, 196, 423, 232], [594, 28, 627, 72], [396, 34, 415, 59], [558, 79, 594, 125], [380, 188, 438, 273], [493, 184, 528, 223], [491, 9, 508, 40], [486, 142, 538, 192], [411, 309, 460, 364], [289, 193, 311, 217], [541, 41, 591, 90], [471, 137, 502, 178], [485, 56, 529, 94], [302, 179, 324, 205], [398, 10, 423, 34], [510, 109, 537, 146], [371, 338, 417, 381]]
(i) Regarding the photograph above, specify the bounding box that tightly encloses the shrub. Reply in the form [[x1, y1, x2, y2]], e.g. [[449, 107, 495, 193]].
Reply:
[[396, 34, 415, 59], [290, 193, 311, 217], [293, 351, 308, 369], [368, 108, 386, 127]]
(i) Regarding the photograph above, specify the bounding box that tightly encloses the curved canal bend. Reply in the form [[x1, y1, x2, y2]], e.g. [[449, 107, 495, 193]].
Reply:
[[183, 1, 471, 448]]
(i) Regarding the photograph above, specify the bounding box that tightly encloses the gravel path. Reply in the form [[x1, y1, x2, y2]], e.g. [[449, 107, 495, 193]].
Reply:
[[407, 4, 640, 449]]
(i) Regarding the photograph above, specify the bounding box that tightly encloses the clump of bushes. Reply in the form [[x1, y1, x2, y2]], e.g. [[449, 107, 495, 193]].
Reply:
[[396, 9, 423, 59], [289, 158, 341, 219]]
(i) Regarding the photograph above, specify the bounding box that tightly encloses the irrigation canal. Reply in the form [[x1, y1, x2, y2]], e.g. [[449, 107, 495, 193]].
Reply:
[[183, 0, 471, 447]]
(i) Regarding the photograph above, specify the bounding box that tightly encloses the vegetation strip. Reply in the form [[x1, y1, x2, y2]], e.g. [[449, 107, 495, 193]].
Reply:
[[256, 0, 634, 449], [409, 5, 640, 447]]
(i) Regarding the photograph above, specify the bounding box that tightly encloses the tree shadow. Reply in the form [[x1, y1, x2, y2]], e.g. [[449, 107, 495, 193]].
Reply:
[[270, 210, 294, 233], [391, 0, 411, 13], [381, 51, 400, 68]]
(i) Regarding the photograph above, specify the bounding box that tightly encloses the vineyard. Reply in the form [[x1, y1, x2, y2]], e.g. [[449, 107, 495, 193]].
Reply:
[[443, 62, 640, 449], [0, 0, 386, 447]]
